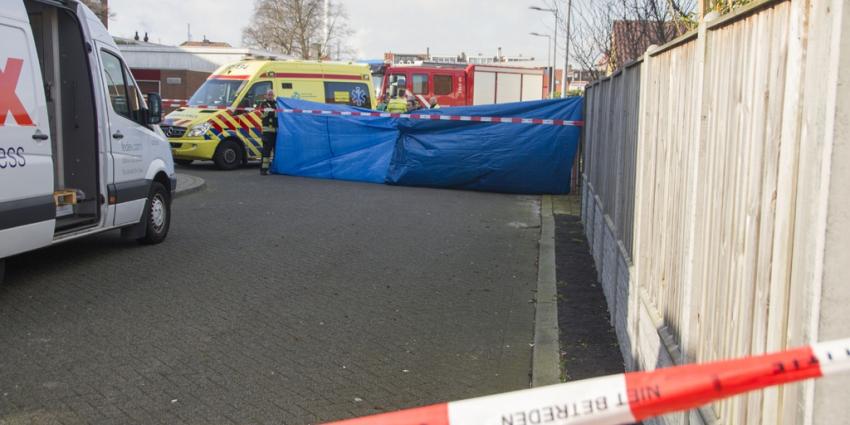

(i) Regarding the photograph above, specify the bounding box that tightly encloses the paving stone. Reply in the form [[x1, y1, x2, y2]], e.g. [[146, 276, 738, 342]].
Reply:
[[1, 165, 540, 424]]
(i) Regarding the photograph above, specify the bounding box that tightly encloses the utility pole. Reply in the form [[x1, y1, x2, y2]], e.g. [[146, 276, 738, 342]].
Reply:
[[530, 32, 552, 91], [552, 8, 558, 99], [530, 6, 559, 99], [563, 0, 572, 97]]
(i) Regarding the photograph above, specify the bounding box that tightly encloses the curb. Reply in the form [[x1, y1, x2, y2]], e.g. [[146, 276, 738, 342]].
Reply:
[[532, 195, 561, 387], [174, 173, 206, 199]]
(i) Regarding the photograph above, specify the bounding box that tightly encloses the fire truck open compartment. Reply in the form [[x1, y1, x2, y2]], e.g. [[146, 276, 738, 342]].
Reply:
[[25, 0, 99, 232]]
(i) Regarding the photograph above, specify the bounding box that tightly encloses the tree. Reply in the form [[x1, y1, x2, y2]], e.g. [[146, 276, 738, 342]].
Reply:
[[242, 0, 354, 60], [544, 0, 695, 81], [705, 0, 754, 14]]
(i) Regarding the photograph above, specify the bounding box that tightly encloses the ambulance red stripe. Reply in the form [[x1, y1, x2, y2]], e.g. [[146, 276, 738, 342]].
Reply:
[[274, 72, 364, 80], [322, 338, 850, 425], [244, 113, 262, 129], [207, 75, 250, 80]]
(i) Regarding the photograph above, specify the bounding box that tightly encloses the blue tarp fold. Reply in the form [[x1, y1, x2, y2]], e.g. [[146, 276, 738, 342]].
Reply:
[[270, 97, 583, 194]]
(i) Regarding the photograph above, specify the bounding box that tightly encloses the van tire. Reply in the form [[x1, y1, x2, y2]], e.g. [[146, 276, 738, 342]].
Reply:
[[0, 259, 5, 284], [137, 182, 171, 245], [213, 140, 243, 170]]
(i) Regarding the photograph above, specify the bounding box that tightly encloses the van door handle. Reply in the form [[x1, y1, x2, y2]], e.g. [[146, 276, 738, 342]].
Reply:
[[112, 131, 124, 140], [32, 131, 49, 141]]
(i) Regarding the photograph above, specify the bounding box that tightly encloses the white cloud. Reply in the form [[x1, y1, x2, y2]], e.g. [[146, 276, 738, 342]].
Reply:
[[108, 0, 566, 67]]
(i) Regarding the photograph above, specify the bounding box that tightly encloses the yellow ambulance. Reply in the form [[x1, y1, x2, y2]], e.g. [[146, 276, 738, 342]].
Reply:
[[164, 60, 375, 169]]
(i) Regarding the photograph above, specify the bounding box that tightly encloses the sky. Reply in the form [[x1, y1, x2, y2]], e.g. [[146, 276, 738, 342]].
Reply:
[[108, 0, 569, 68]]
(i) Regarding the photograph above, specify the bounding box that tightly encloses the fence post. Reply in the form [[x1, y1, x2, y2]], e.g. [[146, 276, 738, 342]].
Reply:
[[677, 14, 719, 425], [628, 47, 655, 373], [680, 12, 714, 371]]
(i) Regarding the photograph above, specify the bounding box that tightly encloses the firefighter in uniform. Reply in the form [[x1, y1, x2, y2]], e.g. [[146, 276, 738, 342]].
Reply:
[[386, 95, 408, 113], [385, 83, 408, 113], [259, 89, 278, 175]]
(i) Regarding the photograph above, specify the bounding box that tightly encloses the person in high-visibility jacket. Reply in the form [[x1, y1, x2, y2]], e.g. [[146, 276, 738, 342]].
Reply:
[[376, 94, 390, 111], [386, 96, 408, 113], [428, 97, 441, 109], [259, 89, 278, 175]]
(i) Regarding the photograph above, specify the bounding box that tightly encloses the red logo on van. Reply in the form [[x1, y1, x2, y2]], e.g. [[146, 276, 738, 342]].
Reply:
[[0, 58, 34, 127]]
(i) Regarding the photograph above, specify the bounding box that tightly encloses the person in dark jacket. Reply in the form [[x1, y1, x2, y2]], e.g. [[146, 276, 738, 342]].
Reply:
[[259, 89, 278, 175]]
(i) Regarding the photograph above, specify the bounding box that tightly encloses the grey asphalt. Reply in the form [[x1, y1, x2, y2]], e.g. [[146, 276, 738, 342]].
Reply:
[[0, 164, 540, 425]]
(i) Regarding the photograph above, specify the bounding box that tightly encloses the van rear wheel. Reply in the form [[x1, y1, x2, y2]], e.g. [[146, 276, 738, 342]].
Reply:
[[137, 182, 171, 245], [213, 140, 243, 170]]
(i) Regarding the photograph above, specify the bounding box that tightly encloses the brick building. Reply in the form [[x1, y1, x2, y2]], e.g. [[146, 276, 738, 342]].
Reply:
[[116, 37, 289, 107]]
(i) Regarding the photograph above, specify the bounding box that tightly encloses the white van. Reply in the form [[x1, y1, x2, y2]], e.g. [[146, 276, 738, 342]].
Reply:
[[0, 0, 174, 280]]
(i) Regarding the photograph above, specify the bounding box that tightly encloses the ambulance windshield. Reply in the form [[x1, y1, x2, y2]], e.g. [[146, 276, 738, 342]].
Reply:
[[187, 79, 247, 107]]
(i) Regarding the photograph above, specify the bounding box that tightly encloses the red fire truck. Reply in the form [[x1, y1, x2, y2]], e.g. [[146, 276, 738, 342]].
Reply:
[[380, 64, 546, 107]]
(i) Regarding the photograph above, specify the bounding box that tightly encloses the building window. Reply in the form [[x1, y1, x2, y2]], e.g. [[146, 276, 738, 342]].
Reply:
[[434, 75, 453, 95], [412, 74, 428, 94]]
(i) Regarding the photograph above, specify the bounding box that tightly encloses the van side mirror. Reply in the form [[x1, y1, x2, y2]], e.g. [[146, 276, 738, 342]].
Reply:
[[147, 93, 162, 124]]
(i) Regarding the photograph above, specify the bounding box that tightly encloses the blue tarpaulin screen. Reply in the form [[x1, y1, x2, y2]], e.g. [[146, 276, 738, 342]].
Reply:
[[270, 97, 584, 194]]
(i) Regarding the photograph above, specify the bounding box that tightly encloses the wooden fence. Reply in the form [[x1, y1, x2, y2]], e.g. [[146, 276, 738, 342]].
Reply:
[[581, 0, 849, 423]]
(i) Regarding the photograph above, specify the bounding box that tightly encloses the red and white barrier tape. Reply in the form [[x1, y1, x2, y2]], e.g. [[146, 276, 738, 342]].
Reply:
[[160, 101, 584, 127], [322, 338, 850, 425]]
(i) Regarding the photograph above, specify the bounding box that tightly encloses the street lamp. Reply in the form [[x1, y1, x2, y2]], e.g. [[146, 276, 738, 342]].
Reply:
[[530, 5, 558, 98], [563, 0, 572, 97], [529, 32, 552, 91]]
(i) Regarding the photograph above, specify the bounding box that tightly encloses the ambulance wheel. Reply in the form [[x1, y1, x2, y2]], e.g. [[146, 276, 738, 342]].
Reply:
[[214, 140, 243, 170], [174, 159, 193, 166], [137, 182, 171, 245]]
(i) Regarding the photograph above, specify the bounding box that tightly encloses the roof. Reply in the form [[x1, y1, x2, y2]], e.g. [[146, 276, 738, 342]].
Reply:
[[117, 39, 293, 73], [114, 36, 168, 47], [611, 20, 686, 66], [180, 40, 233, 48]]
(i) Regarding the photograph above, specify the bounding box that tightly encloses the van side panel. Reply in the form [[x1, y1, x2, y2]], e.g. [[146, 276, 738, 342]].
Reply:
[[522, 74, 544, 101], [495, 72, 522, 104], [472, 71, 496, 105], [0, 10, 55, 258]]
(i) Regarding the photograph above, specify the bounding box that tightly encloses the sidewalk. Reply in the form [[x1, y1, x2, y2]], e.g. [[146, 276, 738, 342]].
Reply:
[[552, 194, 624, 381], [174, 173, 205, 198]]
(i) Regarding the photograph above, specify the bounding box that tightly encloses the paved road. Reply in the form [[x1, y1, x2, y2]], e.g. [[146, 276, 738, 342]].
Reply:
[[0, 164, 541, 425]]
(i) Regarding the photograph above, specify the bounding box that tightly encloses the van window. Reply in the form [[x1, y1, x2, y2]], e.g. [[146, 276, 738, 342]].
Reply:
[[412, 74, 428, 95], [324, 82, 372, 108], [240, 81, 273, 108], [434, 75, 453, 95], [101, 50, 142, 121]]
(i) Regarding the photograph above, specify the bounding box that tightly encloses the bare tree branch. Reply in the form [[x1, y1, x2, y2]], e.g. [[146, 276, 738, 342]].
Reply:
[[546, 0, 695, 80], [242, 0, 354, 60]]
